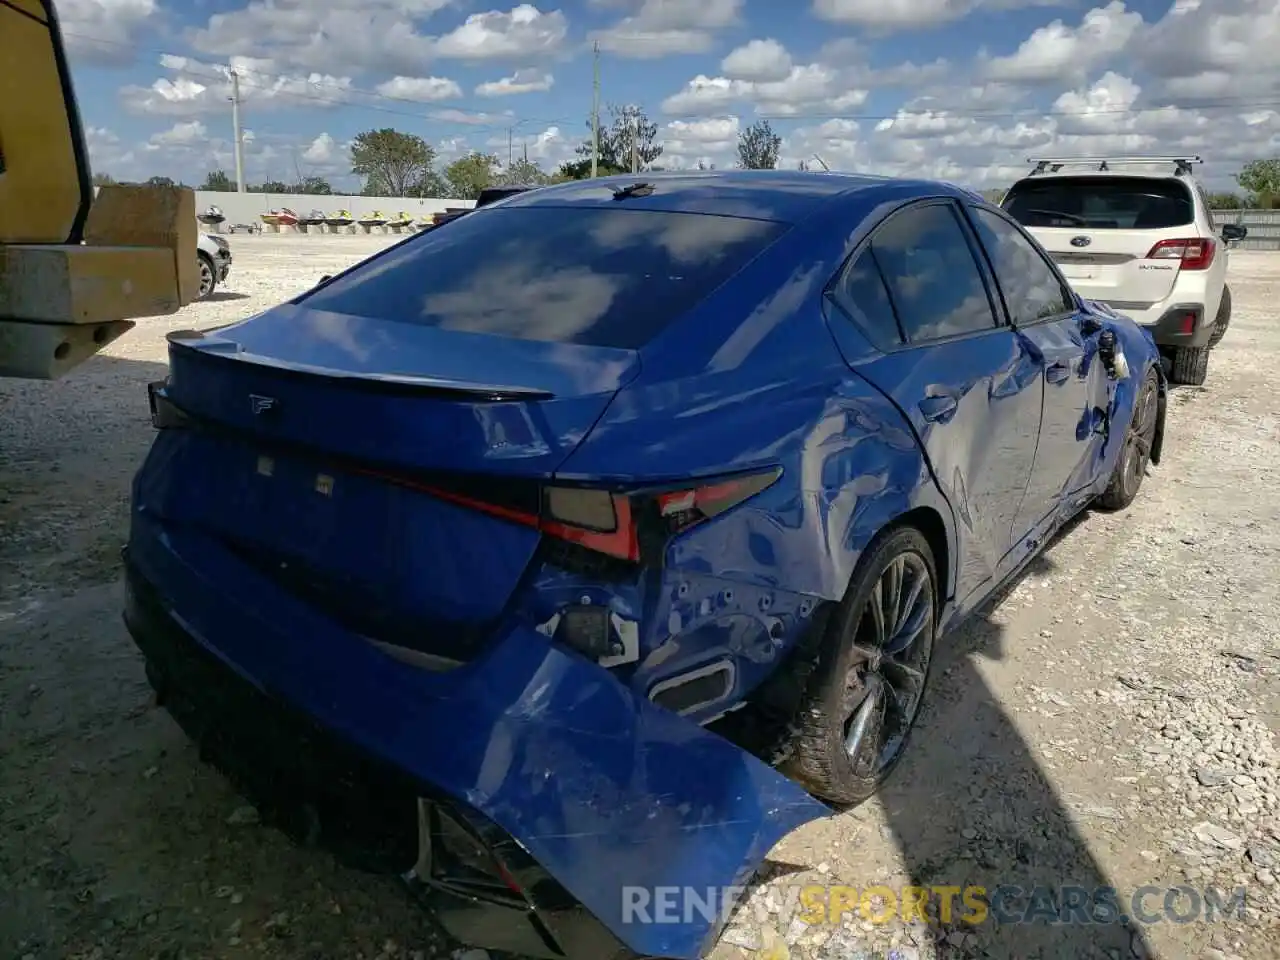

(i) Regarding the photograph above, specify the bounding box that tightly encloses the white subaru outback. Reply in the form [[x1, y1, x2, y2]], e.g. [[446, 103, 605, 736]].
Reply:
[[1001, 157, 1247, 386]]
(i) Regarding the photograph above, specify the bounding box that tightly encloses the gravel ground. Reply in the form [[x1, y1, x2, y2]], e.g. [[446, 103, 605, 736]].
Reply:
[[1, 234, 1277, 960]]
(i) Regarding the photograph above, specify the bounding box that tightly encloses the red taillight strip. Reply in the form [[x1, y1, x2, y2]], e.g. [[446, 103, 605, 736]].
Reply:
[[352, 467, 542, 528], [353, 467, 640, 561], [355, 466, 780, 566], [1145, 237, 1215, 271]]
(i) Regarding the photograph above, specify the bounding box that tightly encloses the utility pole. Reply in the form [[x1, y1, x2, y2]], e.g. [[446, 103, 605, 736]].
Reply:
[[229, 68, 246, 193], [508, 126, 513, 169], [591, 41, 600, 178]]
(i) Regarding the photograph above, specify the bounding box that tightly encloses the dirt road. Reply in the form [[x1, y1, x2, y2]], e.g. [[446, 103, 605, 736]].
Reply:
[[2, 235, 1277, 960]]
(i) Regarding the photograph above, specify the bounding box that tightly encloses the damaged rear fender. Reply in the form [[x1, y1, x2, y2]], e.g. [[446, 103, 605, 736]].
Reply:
[[126, 527, 831, 960]]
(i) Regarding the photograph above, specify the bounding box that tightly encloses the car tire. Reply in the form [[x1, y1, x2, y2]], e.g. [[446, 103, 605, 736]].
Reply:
[[197, 253, 217, 299], [781, 525, 937, 808], [1096, 366, 1159, 512], [1208, 286, 1231, 349], [1170, 345, 1209, 386]]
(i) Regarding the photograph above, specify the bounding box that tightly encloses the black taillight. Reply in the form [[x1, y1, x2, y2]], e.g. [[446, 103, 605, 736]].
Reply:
[[147, 380, 189, 429]]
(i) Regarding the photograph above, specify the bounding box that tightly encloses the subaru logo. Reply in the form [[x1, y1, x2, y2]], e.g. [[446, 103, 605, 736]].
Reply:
[[249, 394, 277, 415], [1070, 236, 1092, 247]]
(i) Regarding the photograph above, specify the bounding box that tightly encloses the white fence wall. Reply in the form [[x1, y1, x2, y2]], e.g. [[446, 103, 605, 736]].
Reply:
[[191, 191, 475, 227]]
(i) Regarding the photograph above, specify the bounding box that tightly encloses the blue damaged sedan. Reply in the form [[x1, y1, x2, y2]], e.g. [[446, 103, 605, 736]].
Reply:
[[124, 171, 1166, 960]]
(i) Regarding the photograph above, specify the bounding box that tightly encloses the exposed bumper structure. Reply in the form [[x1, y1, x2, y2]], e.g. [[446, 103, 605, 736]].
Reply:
[[122, 528, 829, 960]]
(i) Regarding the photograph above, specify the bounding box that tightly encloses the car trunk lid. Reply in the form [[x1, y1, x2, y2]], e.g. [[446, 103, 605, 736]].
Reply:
[[152, 306, 638, 661]]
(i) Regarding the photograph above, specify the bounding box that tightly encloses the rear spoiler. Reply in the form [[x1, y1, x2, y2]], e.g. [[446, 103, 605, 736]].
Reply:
[[165, 329, 555, 402]]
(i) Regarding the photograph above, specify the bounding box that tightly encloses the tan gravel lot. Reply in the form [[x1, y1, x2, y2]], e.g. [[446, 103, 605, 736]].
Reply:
[[1, 234, 1277, 960]]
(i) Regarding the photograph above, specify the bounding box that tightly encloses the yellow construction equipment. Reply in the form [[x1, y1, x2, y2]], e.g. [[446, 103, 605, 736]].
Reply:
[[0, 0, 198, 379]]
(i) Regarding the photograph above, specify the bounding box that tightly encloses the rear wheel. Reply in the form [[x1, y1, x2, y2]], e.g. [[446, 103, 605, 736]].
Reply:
[[1096, 367, 1159, 512], [1208, 286, 1231, 348], [198, 253, 216, 299], [1170, 345, 1209, 386], [781, 527, 936, 807]]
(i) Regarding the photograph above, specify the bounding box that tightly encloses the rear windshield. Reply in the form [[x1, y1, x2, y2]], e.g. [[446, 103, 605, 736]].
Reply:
[[298, 207, 789, 349], [1002, 176, 1194, 230]]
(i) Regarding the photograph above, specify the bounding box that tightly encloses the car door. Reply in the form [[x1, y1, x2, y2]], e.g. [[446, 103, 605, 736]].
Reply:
[[964, 203, 1108, 541], [826, 198, 1045, 603]]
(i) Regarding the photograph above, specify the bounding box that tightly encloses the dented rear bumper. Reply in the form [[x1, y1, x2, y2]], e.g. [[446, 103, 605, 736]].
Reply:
[[122, 525, 828, 960]]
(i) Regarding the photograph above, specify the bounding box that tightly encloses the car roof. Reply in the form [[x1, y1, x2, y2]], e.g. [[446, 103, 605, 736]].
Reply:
[[496, 170, 963, 222]]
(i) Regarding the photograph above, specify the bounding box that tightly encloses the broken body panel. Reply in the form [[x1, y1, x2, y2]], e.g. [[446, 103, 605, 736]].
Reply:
[[123, 174, 1164, 960]]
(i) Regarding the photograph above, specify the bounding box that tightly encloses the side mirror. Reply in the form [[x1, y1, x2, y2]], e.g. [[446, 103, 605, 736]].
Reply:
[[1221, 223, 1247, 242]]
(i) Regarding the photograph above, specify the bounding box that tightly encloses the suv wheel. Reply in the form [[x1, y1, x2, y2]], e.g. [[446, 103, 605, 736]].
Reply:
[[1170, 345, 1209, 386], [1208, 286, 1231, 349], [198, 253, 216, 299]]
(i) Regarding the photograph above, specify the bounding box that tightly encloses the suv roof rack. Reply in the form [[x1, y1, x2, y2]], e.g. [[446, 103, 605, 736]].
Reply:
[[1026, 156, 1202, 177]]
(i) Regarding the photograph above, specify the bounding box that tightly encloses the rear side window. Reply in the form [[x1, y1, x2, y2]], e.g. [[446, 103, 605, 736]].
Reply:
[[832, 251, 902, 346], [299, 207, 789, 349], [1002, 176, 1194, 230], [869, 203, 997, 343]]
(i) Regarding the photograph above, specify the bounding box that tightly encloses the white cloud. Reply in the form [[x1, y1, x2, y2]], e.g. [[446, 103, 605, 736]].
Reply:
[[186, 0, 452, 76], [375, 75, 463, 101], [812, 0, 1068, 30], [591, 0, 743, 58], [662, 75, 743, 115], [662, 116, 742, 167], [430, 108, 515, 125], [486, 124, 574, 167], [434, 5, 568, 60], [120, 54, 355, 115], [721, 39, 793, 83], [57, 0, 157, 66], [661, 63, 868, 117], [150, 120, 209, 146], [302, 132, 338, 163], [92, 0, 1280, 195], [475, 68, 555, 96], [981, 1, 1143, 84], [1134, 0, 1280, 99], [85, 126, 137, 177], [771, 65, 1278, 191]]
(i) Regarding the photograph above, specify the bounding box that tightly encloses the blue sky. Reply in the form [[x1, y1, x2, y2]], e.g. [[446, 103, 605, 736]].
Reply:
[[65, 0, 1280, 192]]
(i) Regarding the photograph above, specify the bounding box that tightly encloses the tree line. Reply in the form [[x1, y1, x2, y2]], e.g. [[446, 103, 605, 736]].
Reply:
[[334, 108, 783, 199], [94, 125, 1280, 209]]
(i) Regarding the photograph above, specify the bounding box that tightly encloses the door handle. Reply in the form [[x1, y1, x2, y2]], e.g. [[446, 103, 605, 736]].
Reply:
[[1046, 362, 1072, 384], [919, 394, 958, 423]]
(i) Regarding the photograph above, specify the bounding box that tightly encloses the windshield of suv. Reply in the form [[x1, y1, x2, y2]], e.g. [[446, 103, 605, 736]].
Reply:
[[1002, 176, 1194, 230]]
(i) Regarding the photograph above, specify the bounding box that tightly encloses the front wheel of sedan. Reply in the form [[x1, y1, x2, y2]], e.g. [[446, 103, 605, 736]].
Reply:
[[1096, 366, 1160, 512], [782, 526, 937, 808]]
